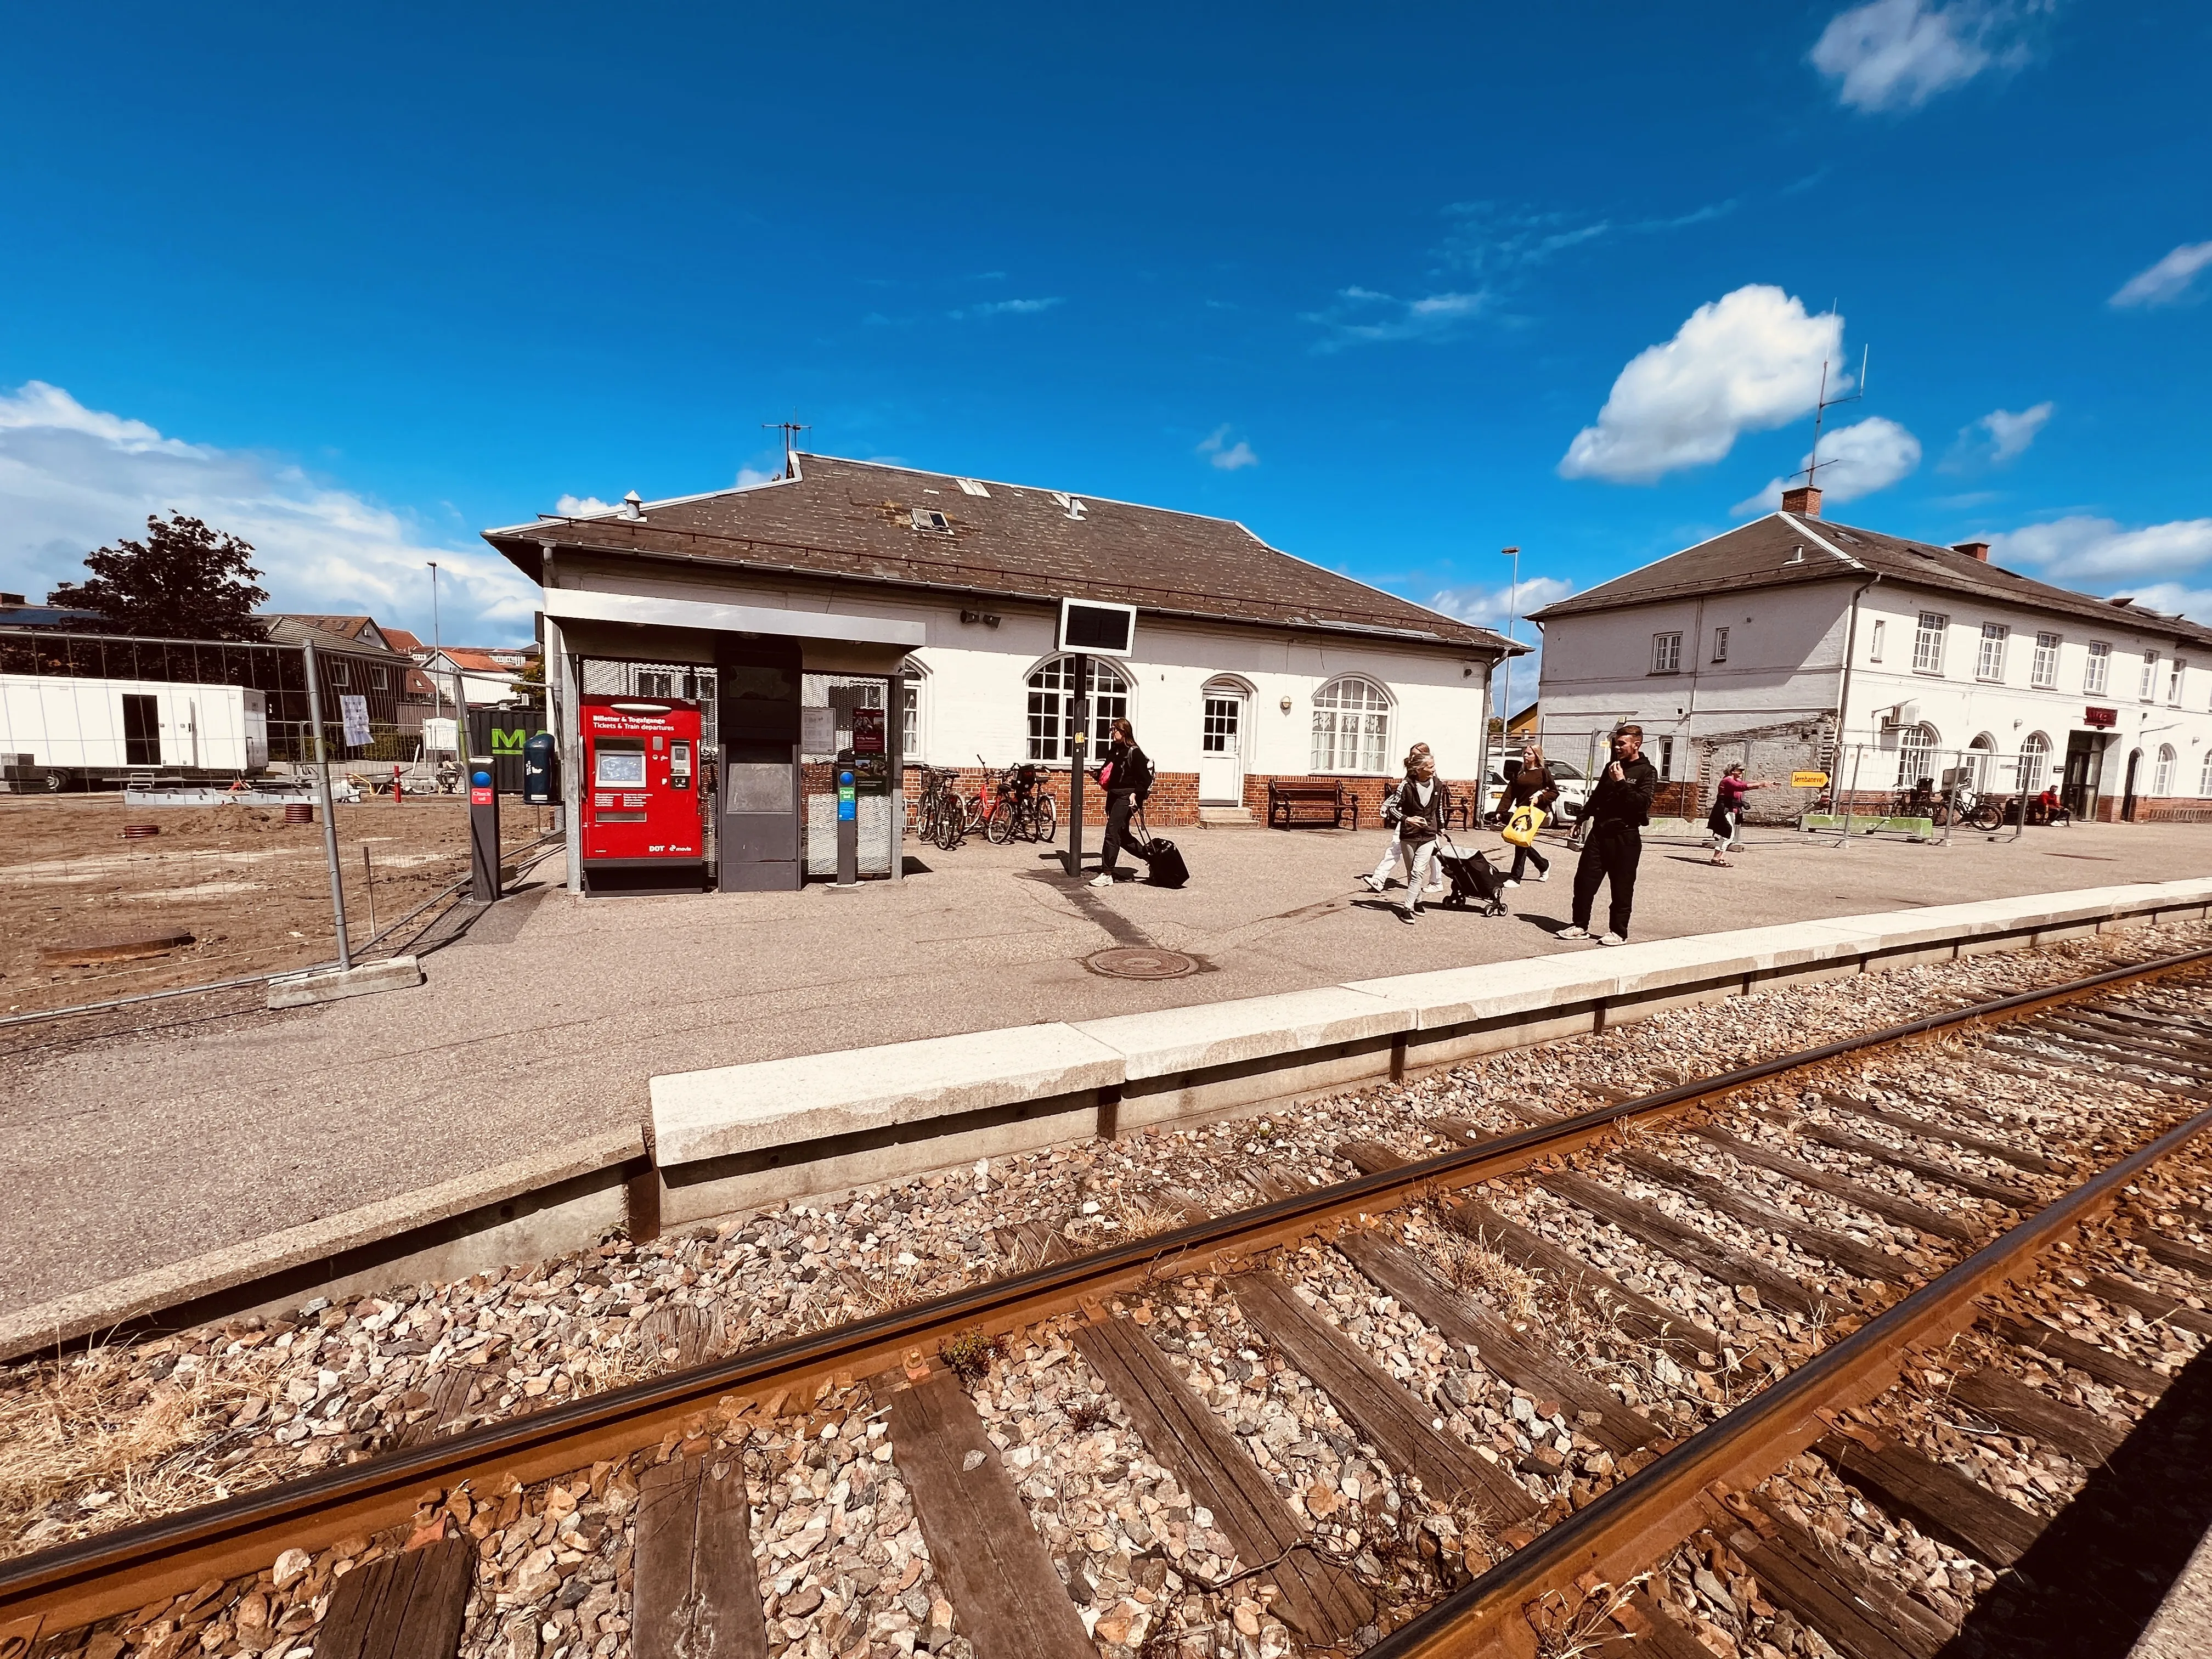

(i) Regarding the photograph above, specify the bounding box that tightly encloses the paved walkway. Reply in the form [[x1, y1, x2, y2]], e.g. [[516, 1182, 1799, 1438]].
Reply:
[[3, 816, 2205, 1314]]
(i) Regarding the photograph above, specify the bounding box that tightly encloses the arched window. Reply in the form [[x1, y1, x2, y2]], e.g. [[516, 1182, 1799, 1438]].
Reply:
[[2200, 748, 2212, 798], [1311, 676, 1392, 774], [2153, 743, 2177, 797], [1893, 722, 1938, 788], [2015, 732, 2051, 794], [1966, 732, 1996, 792], [1026, 656, 1131, 763]]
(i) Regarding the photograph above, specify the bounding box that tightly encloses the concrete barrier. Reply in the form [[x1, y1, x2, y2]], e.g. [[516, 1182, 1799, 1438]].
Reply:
[[646, 878, 2212, 1223]]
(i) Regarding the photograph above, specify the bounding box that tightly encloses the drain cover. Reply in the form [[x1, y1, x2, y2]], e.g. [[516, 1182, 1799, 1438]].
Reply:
[[1086, 946, 1198, 980]]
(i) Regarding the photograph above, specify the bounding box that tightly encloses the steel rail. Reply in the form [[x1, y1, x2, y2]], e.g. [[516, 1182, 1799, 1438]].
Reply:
[[1366, 1091, 2212, 1659], [2, 944, 2207, 1634]]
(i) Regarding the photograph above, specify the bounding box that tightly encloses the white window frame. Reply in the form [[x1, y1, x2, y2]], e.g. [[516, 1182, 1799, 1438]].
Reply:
[[1912, 612, 1948, 675], [1309, 675, 1392, 775], [899, 659, 924, 761], [2140, 650, 2159, 699], [1893, 721, 1939, 788], [2200, 749, 2212, 798], [1650, 632, 1682, 674], [2085, 641, 2110, 695], [1711, 626, 1729, 664], [1025, 655, 1131, 765], [1867, 618, 1885, 663], [2153, 744, 2176, 797], [329, 658, 349, 686], [1976, 623, 2008, 682], [2169, 658, 2187, 704], [2016, 732, 2051, 793], [2030, 631, 2060, 689]]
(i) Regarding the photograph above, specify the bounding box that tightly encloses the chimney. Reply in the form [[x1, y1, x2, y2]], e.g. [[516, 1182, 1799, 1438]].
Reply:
[[1951, 540, 1990, 562], [622, 490, 644, 521], [1780, 484, 1822, 517]]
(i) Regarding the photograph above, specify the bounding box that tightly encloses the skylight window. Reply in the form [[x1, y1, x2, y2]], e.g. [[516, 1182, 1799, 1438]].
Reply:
[[955, 478, 990, 497], [909, 507, 951, 533]]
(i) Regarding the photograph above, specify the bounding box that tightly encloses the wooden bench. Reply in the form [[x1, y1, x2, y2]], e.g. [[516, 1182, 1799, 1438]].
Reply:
[[1267, 778, 1358, 830]]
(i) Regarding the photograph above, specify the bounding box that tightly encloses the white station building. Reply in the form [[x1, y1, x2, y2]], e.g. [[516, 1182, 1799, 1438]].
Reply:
[[484, 454, 1515, 890], [1530, 486, 2212, 823]]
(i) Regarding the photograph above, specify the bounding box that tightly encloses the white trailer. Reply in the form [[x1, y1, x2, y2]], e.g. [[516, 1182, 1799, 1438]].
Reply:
[[0, 675, 268, 790]]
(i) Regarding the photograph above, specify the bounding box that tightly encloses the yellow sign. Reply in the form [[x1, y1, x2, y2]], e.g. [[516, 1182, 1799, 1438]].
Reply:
[[1791, 770, 1830, 789]]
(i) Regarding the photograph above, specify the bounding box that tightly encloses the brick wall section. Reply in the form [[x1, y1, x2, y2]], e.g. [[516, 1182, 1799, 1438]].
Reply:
[[1239, 774, 1482, 830]]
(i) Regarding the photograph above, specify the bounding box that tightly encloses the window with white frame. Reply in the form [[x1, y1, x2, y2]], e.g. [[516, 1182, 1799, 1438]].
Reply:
[[1976, 623, 2008, 681], [2153, 744, 2176, 797], [1912, 612, 1948, 674], [2085, 641, 2110, 694], [2031, 632, 2061, 689], [1893, 721, 1939, 788], [2200, 749, 2212, 798], [1026, 656, 1130, 764], [1711, 626, 1729, 663], [1965, 733, 1996, 792], [1310, 676, 1391, 773], [2169, 658, 2187, 704], [329, 658, 349, 686], [900, 664, 921, 759], [1867, 618, 1886, 662], [2140, 650, 2159, 699], [2016, 732, 2051, 793], [1650, 632, 1682, 673]]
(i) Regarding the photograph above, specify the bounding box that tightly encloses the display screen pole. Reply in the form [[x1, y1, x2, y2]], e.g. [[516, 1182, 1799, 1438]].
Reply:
[[1065, 651, 1088, 878]]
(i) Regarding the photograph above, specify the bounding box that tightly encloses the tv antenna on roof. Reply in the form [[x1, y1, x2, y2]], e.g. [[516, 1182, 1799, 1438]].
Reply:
[[1802, 340, 1869, 489], [762, 416, 811, 478]]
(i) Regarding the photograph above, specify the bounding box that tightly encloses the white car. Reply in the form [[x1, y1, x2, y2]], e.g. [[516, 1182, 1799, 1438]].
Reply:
[[1485, 759, 1593, 825]]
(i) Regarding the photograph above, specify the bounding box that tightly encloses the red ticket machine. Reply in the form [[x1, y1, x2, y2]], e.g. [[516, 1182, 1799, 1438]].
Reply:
[[581, 696, 705, 884]]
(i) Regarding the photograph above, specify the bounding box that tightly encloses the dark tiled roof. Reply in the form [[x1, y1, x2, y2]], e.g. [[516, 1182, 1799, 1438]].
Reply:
[[270, 613, 389, 649], [485, 454, 1514, 654], [1530, 512, 2212, 649], [257, 616, 413, 661]]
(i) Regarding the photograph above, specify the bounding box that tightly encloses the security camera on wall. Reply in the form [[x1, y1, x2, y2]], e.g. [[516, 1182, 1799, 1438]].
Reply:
[[1057, 598, 1137, 658]]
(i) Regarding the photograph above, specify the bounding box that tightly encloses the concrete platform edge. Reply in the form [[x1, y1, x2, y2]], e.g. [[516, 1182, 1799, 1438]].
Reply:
[[0, 1125, 646, 1364]]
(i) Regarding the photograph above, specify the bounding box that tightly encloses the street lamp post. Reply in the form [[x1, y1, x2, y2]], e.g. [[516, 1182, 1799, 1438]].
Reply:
[[1499, 545, 1520, 741]]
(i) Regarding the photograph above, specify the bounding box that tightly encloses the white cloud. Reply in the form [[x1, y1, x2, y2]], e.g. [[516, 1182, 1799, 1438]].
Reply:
[[2120, 582, 2212, 622], [0, 379, 537, 641], [555, 494, 619, 517], [1195, 425, 1259, 471], [1985, 515, 2212, 584], [1307, 287, 1487, 351], [2111, 242, 2212, 309], [1978, 402, 2053, 462], [1560, 285, 1843, 484], [1427, 574, 1576, 631], [1811, 0, 2041, 112], [950, 296, 1064, 319], [1731, 416, 1923, 515]]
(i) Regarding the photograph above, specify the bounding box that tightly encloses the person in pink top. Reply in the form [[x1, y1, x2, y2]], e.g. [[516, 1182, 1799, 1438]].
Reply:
[[1706, 763, 1773, 866]]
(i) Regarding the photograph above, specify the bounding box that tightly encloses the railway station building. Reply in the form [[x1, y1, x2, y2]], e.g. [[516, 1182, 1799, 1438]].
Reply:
[[1530, 486, 2212, 825], [483, 454, 1515, 891]]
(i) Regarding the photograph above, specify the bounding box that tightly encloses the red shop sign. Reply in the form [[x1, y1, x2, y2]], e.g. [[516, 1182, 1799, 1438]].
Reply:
[[2084, 706, 2117, 729]]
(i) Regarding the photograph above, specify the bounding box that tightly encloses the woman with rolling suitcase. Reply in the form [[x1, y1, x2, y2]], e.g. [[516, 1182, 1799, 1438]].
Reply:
[[1088, 719, 1155, 888]]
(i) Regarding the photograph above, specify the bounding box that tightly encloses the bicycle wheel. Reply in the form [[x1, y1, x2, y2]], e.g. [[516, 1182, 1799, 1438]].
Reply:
[[1969, 803, 2002, 831], [1035, 792, 1059, 842], [936, 807, 963, 850], [963, 792, 986, 833], [986, 803, 1015, 844]]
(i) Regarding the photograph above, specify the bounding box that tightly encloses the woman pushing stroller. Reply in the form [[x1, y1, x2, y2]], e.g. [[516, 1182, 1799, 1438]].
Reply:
[[1359, 747, 1451, 924]]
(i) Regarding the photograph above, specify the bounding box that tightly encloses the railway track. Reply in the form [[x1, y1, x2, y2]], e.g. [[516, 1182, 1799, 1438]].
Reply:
[[5, 943, 2212, 1659]]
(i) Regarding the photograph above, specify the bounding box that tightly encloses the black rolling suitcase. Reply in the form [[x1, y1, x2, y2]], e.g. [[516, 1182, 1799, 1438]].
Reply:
[[1134, 805, 1189, 888]]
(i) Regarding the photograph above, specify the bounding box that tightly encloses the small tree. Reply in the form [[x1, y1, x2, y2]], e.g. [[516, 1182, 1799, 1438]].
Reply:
[[50, 513, 269, 641]]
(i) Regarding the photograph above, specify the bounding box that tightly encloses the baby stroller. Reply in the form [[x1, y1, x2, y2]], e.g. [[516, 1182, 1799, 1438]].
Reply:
[[1432, 831, 1508, 915]]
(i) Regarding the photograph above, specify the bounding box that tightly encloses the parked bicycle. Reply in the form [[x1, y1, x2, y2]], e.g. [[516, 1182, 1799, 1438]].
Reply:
[[916, 765, 967, 850], [978, 759, 1059, 844]]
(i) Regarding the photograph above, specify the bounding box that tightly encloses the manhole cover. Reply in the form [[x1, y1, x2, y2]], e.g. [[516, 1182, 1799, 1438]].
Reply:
[[1086, 946, 1198, 980]]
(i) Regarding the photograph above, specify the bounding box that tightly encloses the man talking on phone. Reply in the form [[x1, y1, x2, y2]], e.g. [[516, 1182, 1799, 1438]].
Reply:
[[1558, 724, 1658, 946]]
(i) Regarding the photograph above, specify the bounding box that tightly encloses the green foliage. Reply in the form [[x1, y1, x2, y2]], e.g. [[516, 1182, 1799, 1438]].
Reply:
[[49, 514, 269, 641]]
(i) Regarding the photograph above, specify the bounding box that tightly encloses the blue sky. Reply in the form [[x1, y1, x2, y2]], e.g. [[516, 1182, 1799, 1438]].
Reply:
[[3, 2, 2209, 662]]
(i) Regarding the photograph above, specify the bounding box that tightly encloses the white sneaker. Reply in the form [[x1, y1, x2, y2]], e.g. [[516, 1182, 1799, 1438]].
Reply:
[[1534, 871, 1550, 883], [1557, 925, 1593, 940], [1088, 873, 1113, 888], [1598, 932, 1626, 946], [1357, 874, 1384, 893], [1502, 878, 1520, 889]]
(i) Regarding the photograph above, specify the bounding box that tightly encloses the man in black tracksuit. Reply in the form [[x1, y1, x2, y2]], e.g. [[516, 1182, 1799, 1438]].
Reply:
[[1559, 723, 1658, 945]]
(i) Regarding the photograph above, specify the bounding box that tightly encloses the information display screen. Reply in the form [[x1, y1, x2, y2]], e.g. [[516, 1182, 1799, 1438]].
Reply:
[[594, 742, 647, 787], [1058, 598, 1138, 657]]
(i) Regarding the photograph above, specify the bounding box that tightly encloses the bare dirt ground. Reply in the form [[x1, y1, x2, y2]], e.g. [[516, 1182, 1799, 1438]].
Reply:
[[0, 796, 555, 1015]]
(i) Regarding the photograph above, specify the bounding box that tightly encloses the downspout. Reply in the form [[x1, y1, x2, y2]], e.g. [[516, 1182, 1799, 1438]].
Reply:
[[1832, 572, 1881, 815]]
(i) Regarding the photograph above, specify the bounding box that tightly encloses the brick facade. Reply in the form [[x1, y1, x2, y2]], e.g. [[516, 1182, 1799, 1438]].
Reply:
[[900, 765, 1491, 831]]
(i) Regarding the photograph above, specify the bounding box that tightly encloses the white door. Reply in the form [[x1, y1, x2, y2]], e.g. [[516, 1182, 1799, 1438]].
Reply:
[[1199, 691, 1245, 804]]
